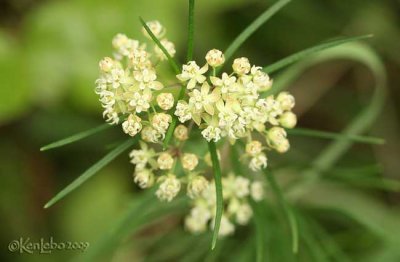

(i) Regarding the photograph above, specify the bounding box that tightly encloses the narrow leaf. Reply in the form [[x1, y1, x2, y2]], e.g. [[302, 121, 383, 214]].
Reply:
[[263, 34, 373, 74], [140, 17, 181, 74], [40, 123, 111, 151], [208, 141, 223, 250], [223, 0, 292, 65], [44, 138, 137, 208], [287, 127, 385, 145], [267, 171, 299, 253], [186, 0, 195, 61]]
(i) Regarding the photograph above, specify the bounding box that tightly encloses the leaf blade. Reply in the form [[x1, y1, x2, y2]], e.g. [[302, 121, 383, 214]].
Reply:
[[263, 34, 373, 74], [140, 17, 181, 74], [208, 141, 223, 250], [223, 0, 292, 64], [186, 0, 195, 61], [287, 127, 385, 145], [40, 123, 111, 151], [44, 138, 137, 208], [267, 171, 299, 253]]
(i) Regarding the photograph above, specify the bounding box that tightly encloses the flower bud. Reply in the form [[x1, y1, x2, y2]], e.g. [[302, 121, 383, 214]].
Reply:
[[232, 57, 251, 75], [245, 140, 263, 156], [182, 153, 199, 171], [157, 152, 174, 170], [251, 181, 264, 201], [266, 127, 287, 148], [174, 124, 189, 141], [157, 92, 175, 110], [122, 114, 142, 137], [133, 169, 154, 188], [187, 175, 209, 199], [275, 139, 290, 153], [276, 92, 295, 111], [156, 174, 181, 202], [249, 153, 267, 171], [205, 49, 225, 67], [99, 57, 114, 72], [279, 111, 297, 129]]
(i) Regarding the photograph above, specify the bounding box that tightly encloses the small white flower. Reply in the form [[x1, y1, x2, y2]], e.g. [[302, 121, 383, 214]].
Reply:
[[275, 139, 290, 153], [188, 82, 220, 117], [157, 93, 175, 111], [251, 181, 264, 201], [103, 107, 119, 125], [250, 66, 272, 91], [133, 67, 157, 83], [112, 34, 139, 57], [279, 111, 297, 129], [185, 205, 211, 233], [133, 168, 154, 188], [234, 176, 250, 198], [176, 61, 208, 89], [141, 126, 162, 143], [99, 57, 115, 72], [182, 153, 199, 171], [245, 140, 263, 156], [276, 92, 295, 111], [201, 125, 222, 142], [129, 145, 154, 169], [129, 48, 151, 70], [154, 39, 176, 60], [129, 90, 152, 113], [157, 152, 174, 170], [205, 49, 225, 67], [210, 73, 238, 95], [249, 153, 267, 171], [236, 203, 253, 225], [142, 20, 165, 39], [175, 100, 192, 123], [99, 90, 115, 107], [232, 57, 251, 75], [187, 175, 209, 199], [174, 124, 189, 141], [151, 113, 172, 133], [122, 114, 142, 137], [156, 174, 181, 202]]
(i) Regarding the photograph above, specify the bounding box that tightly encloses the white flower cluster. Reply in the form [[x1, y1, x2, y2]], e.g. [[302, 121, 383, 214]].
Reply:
[[95, 21, 176, 142], [184, 174, 264, 236], [175, 49, 297, 171]]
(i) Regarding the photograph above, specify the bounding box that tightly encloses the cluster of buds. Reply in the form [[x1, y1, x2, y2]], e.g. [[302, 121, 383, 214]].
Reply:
[[94, 21, 297, 238], [185, 174, 264, 236], [129, 125, 212, 202], [95, 21, 176, 142]]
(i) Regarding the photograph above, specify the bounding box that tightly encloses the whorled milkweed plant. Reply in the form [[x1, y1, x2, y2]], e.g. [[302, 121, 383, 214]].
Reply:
[[41, 0, 387, 259]]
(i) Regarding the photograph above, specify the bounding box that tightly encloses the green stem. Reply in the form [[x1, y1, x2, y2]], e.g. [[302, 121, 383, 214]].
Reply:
[[186, 0, 195, 61], [208, 141, 223, 250]]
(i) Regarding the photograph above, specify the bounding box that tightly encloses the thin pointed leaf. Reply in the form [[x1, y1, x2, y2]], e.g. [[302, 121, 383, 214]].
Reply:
[[40, 123, 111, 151], [186, 0, 195, 61], [263, 34, 373, 74], [208, 141, 223, 250], [287, 127, 385, 145], [222, 0, 292, 66], [140, 17, 181, 74], [44, 138, 137, 208], [267, 171, 299, 253]]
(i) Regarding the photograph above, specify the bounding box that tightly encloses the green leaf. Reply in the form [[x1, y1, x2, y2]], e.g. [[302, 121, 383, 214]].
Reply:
[[222, 0, 292, 67], [263, 34, 373, 74], [252, 202, 266, 262], [266, 171, 299, 254], [40, 123, 111, 151], [186, 0, 195, 61], [140, 17, 181, 74], [282, 43, 387, 198], [287, 127, 385, 145], [44, 138, 137, 208], [208, 141, 223, 250]]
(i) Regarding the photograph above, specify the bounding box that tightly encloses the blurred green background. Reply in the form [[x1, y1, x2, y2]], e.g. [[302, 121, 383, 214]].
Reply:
[[1, 0, 399, 261]]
